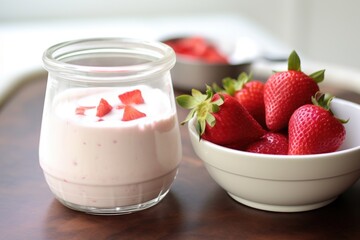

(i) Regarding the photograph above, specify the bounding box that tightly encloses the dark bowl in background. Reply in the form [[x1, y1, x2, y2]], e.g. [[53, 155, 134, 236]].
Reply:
[[161, 36, 254, 91]]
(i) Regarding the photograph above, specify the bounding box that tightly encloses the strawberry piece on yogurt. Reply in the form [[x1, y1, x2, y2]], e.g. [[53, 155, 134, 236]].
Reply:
[[119, 89, 145, 105], [96, 98, 113, 117], [75, 106, 96, 115], [122, 105, 146, 121]]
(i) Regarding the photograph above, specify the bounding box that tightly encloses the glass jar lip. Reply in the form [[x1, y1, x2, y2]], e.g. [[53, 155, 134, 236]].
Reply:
[[42, 37, 176, 83]]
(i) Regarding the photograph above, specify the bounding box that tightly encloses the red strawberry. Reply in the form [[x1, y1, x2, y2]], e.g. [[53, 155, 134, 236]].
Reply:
[[164, 36, 228, 64], [220, 72, 266, 128], [122, 105, 146, 121], [165, 36, 207, 57], [180, 37, 207, 57], [264, 50, 325, 131], [288, 92, 347, 155], [202, 45, 228, 63], [118, 89, 144, 105], [246, 132, 288, 155], [75, 106, 95, 115], [96, 98, 113, 117], [176, 87, 266, 148]]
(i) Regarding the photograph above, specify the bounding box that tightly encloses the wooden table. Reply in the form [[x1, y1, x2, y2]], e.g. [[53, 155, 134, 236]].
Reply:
[[1, 75, 360, 240]]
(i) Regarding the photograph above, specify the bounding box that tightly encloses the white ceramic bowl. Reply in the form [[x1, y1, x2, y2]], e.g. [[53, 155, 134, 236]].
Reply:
[[188, 98, 360, 212]]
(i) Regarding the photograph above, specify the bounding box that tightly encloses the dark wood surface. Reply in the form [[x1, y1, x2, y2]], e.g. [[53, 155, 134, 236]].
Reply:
[[1, 75, 360, 240]]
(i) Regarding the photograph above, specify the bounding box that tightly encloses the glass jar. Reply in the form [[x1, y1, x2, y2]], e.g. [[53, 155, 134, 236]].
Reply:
[[40, 38, 182, 214]]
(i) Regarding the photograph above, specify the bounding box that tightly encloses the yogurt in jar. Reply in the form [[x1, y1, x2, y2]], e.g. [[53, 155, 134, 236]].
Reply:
[[39, 85, 182, 210]]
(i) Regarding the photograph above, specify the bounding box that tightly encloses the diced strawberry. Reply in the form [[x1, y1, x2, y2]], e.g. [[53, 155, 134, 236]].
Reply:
[[118, 89, 145, 105], [96, 98, 113, 117], [122, 105, 146, 121], [202, 46, 228, 63], [75, 106, 96, 115], [181, 37, 208, 57], [164, 36, 228, 64], [166, 37, 207, 56]]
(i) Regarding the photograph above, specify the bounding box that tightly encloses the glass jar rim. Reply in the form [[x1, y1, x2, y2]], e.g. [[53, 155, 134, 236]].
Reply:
[[42, 37, 176, 83]]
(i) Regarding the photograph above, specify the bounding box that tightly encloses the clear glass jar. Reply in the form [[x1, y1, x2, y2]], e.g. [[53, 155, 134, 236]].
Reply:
[[39, 38, 182, 214]]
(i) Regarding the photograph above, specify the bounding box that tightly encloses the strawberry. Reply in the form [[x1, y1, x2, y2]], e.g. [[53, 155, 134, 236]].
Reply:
[[176, 37, 208, 57], [164, 36, 228, 63], [118, 89, 144, 105], [176, 87, 266, 148], [75, 106, 96, 115], [264, 50, 325, 131], [246, 132, 288, 155], [288, 92, 347, 155], [202, 45, 228, 63], [96, 98, 113, 117], [220, 72, 266, 128], [122, 105, 146, 121]]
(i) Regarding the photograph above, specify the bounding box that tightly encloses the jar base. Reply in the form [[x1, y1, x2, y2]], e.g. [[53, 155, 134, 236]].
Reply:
[[42, 168, 178, 215], [56, 189, 170, 215]]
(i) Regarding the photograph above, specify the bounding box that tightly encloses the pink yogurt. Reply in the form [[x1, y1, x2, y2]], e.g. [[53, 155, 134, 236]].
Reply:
[[39, 86, 182, 209]]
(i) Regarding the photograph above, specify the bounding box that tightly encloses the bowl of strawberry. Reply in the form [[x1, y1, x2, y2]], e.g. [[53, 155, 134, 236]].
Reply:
[[162, 36, 252, 90], [177, 51, 360, 212]]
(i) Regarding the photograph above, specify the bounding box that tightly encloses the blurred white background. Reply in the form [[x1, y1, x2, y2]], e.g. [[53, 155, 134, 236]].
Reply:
[[1, 0, 360, 98], [1, 0, 359, 69]]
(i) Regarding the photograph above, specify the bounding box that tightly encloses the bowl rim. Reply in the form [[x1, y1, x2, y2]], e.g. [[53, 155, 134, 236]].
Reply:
[[187, 98, 360, 180]]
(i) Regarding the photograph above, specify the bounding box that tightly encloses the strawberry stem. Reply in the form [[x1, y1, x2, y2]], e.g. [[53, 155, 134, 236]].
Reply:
[[287, 50, 324, 83], [176, 86, 224, 136], [218, 72, 253, 96], [312, 92, 349, 124], [312, 92, 333, 111]]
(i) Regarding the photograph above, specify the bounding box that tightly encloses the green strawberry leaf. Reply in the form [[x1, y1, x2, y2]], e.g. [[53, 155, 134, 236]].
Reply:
[[222, 77, 236, 96], [309, 69, 325, 83], [211, 97, 223, 112], [192, 88, 207, 103], [198, 116, 206, 136], [237, 72, 252, 88], [176, 95, 198, 109], [221, 72, 253, 96], [288, 50, 301, 71], [212, 83, 224, 93], [195, 121, 203, 140], [205, 113, 216, 127], [181, 108, 197, 125]]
